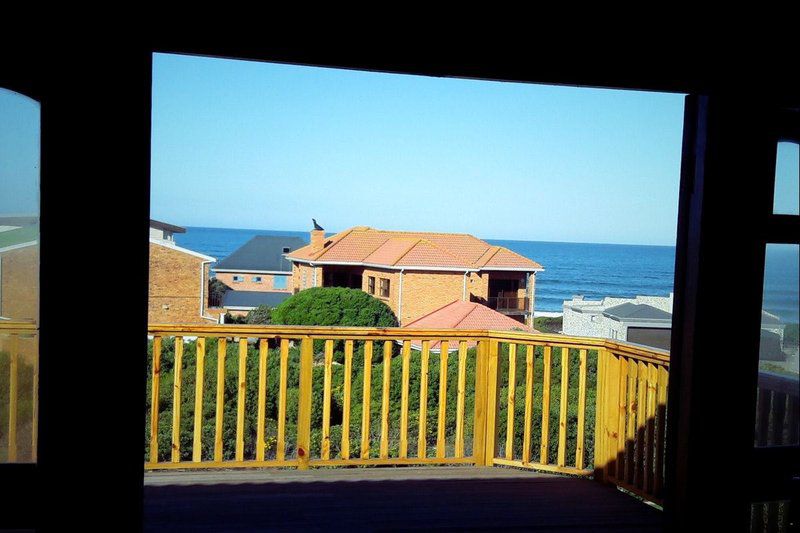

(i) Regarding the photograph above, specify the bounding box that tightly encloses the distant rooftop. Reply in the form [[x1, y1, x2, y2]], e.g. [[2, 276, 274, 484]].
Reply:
[[150, 219, 186, 234], [287, 226, 543, 272], [222, 290, 292, 309], [602, 303, 672, 323], [0, 224, 39, 250], [215, 235, 307, 272]]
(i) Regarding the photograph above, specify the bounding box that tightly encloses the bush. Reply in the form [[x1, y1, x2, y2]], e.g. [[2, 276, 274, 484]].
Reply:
[[272, 287, 398, 328], [245, 305, 273, 325]]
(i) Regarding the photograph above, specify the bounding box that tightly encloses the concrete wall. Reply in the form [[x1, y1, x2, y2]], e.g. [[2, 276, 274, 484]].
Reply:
[[562, 293, 674, 341]]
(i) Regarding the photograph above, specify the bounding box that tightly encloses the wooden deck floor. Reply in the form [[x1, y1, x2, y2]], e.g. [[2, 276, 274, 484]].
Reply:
[[144, 467, 663, 532]]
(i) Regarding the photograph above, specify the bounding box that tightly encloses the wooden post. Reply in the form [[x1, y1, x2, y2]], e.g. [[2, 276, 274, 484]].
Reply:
[[483, 339, 501, 466], [360, 341, 373, 459], [557, 347, 570, 467], [540, 346, 552, 464], [472, 339, 487, 465], [522, 344, 535, 465], [575, 348, 587, 470], [603, 351, 621, 482], [505, 343, 517, 460], [296, 336, 314, 469], [436, 341, 449, 459], [8, 335, 19, 462]]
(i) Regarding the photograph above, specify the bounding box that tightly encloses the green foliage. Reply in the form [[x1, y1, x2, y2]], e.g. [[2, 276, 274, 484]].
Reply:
[[534, 316, 562, 334], [245, 305, 273, 325], [224, 312, 247, 324], [272, 287, 398, 328]]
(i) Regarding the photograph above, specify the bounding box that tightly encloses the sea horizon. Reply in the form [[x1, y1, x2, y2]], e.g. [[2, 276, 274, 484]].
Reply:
[[174, 225, 797, 323]]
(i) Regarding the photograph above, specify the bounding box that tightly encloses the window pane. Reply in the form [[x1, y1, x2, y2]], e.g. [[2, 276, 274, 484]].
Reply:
[[774, 141, 799, 215], [754, 244, 799, 447], [273, 275, 287, 290], [0, 88, 40, 463]]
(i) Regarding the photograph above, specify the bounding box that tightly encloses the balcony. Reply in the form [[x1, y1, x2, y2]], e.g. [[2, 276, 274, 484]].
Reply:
[[3, 322, 797, 530], [486, 295, 530, 313]]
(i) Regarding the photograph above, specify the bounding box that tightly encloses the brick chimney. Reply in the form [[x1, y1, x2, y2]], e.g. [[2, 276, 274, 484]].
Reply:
[[311, 229, 325, 251]]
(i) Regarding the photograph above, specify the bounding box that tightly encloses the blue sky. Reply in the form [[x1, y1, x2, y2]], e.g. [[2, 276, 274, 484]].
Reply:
[[0, 88, 40, 217], [151, 53, 687, 245]]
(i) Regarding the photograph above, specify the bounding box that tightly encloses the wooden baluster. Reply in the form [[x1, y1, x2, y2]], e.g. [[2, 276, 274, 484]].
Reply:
[[593, 349, 607, 481], [484, 339, 501, 466], [558, 347, 570, 467], [214, 338, 226, 462], [256, 338, 269, 462], [643, 363, 657, 495], [276, 338, 289, 461], [436, 341, 449, 459], [455, 340, 468, 459], [341, 340, 353, 460], [616, 357, 628, 479], [625, 360, 638, 485], [506, 343, 517, 460], [634, 360, 647, 489], [296, 337, 313, 469], [360, 341, 373, 459], [321, 340, 334, 460], [540, 346, 552, 464], [575, 348, 588, 470], [418, 340, 430, 459], [31, 335, 38, 463], [399, 340, 411, 459], [603, 352, 620, 482], [192, 337, 206, 463], [522, 345, 535, 465], [472, 340, 487, 465], [654, 365, 669, 497], [8, 335, 19, 462], [380, 340, 392, 459], [171, 336, 183, 463], [149, 336, 162, 464], [235, 338, 247, 462]]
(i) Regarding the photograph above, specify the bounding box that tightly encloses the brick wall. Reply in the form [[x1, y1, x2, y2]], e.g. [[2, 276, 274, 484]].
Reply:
[[0, 244, 39, 322], [149, 243, 214, 324], [399, 270, 466, 325], [215, 271, 292, 292], [292, 263, 323, 292]]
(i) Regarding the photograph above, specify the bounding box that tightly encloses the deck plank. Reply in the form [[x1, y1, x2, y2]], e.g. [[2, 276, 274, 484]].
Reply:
[[144, 467, 662, 531]]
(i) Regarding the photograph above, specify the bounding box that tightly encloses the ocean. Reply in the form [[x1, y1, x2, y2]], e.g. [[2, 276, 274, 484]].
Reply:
[[175, 227, 798, 324]]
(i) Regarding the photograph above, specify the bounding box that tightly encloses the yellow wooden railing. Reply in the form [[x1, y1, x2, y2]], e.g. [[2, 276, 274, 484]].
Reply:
[[142, 324, 670, 504], [0, 321, 39, 464]]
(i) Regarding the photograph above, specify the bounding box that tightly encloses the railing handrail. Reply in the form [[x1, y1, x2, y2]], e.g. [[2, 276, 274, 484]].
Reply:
[[758, 370, 800, 396], [146, 323, 670, 364]]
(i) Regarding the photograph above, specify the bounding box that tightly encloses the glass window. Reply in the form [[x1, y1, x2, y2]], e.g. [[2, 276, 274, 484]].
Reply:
[[252, 276, 262, 283], [367, 276, 375, 294], [0, 88, 40, 464], [754, 243, 799, 447], [273, 275, 288, 290], [233, 275, 243, 283], [379, 278, 390, 298], [773, 141, 799, 215]]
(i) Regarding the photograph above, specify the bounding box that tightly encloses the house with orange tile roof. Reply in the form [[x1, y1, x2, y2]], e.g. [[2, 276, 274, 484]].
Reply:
[[286, 224, 544, 326]]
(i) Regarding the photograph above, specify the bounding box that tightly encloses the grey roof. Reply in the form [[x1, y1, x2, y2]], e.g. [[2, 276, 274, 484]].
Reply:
[[602, 303, 672, 323], [222, 290, 292, 309], [150, 219, 186, 233], [215, 236, 307, 272], [761, 310, 784, 326]]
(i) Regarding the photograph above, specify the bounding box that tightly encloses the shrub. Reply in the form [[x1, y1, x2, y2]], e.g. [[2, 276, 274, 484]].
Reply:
[[272, 287, 398, 328], [245, 305, 273, 325]]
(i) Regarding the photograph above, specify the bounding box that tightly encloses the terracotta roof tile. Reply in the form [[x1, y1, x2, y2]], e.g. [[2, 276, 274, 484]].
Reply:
[[404, 300, 536, 351], [286, 227, 543, 271]]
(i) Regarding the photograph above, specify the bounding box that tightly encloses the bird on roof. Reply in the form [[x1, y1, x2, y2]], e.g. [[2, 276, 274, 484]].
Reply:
[[312, 219, 324, 231]]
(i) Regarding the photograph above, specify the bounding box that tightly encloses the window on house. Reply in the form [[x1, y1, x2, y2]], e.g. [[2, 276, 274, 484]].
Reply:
[[274, 275, 288, 290], [368, 276, 375, 294], [233, 275, 243, 283], [379, 278, 390, 298], [252, 276, 262, 283], [282, 247, 291, 254]]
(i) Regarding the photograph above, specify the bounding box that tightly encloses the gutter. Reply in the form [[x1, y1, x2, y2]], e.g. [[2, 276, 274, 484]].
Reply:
[[398, 269, 404, 323], [463, 271, 469, 301]]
